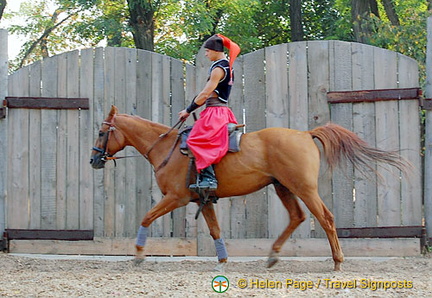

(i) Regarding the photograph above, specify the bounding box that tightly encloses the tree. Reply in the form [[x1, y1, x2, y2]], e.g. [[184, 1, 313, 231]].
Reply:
[[0, 0, 5, 21], [351, 0, 376, 43], [127, 0, 157, 51], [381, 0, 400, 26], [7, 1, 97, 69], [290, 0, 303, 41]]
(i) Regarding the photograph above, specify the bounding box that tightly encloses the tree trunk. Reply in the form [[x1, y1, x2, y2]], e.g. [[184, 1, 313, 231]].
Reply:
[[381, 0, 400, 26], [428, 0, 432, 10], [351, 0, 372, 43], [127, 0, 154, 51], [0, 0, 6, 21], [369, 0, 379, 18], [290, 0, 304, 41]]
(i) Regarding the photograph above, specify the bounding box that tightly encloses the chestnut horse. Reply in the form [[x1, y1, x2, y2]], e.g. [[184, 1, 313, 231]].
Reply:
[[90, 105, 407, 271]]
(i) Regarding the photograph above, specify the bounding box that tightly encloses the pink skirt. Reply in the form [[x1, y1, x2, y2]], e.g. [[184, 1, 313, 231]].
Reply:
[[187, 107, 237, 172]]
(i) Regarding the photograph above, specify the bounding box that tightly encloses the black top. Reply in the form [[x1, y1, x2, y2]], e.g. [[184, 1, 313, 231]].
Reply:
[[209, 59, 232, 103]]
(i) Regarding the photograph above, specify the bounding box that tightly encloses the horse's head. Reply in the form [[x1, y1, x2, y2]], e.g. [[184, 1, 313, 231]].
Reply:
[[90, 105, 126, 169]]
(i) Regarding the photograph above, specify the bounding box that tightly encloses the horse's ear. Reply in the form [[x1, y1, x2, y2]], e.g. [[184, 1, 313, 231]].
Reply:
[[109, 105, 118, 117]]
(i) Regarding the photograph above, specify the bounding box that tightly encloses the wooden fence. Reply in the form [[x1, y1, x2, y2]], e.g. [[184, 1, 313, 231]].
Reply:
[[0, 32, 426, 256]]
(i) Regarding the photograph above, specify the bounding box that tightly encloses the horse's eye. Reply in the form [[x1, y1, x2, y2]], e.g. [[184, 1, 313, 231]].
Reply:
[[99, 131, 105, 137]]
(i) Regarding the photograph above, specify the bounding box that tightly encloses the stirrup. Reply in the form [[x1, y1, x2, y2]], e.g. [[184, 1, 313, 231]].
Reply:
[[197, 179, 218, 191], [194, 189, 213, 220]]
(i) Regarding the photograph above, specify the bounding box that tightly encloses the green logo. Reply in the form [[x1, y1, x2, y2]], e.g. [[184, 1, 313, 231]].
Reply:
[[212, 275, 229, 293]]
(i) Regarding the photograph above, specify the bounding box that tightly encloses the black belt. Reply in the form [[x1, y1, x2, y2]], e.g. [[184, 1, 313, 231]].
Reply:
[[206, 97, 228, 107]]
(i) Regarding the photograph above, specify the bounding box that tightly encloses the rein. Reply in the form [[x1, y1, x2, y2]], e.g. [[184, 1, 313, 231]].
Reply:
[[93, 117, 185, 172], [144, 119, 186, 172]]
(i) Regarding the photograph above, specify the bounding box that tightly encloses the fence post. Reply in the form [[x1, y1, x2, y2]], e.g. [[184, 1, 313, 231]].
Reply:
[[425, 17, 432, 242], [0, 29, 8, 237]]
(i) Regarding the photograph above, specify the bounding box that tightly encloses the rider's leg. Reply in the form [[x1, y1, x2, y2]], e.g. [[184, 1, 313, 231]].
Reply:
[[198, 165, 218, 190]]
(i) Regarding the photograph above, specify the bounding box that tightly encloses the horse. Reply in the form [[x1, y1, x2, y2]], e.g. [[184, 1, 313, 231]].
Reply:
[[90, 105, 408, 271]]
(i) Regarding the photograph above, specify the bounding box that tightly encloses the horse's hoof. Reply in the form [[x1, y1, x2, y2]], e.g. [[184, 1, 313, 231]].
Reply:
[[334, 262, 342, 271], [267, 256, 279, 268], [213, 262, 225, 272], [134, 258, 145, 266]]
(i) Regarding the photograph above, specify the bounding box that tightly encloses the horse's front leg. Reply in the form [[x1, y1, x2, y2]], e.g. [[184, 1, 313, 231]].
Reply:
[[201, 202, 227, 272], [135, 194, 188, 264]]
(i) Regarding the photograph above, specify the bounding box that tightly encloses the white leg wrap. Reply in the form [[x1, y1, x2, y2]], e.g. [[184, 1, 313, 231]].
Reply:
[[214, 238, 228, 261], [136, 226, 148, 247]]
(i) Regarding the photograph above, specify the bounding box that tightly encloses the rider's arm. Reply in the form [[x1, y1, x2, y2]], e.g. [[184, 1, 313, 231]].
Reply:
[[178, 67, 225, 119]]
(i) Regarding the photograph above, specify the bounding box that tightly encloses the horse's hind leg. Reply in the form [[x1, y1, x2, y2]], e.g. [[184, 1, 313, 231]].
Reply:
[[267, 183, 306, 268], [201, 202, 227, 272], [300, 193, 344, 271]]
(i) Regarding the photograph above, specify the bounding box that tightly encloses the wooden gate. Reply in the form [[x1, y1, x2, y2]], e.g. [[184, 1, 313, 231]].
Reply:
[[0, 36, 426, 256]]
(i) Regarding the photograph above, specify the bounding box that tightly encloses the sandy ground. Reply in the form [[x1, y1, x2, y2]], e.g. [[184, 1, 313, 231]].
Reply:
[[0, 253, 431, 297]]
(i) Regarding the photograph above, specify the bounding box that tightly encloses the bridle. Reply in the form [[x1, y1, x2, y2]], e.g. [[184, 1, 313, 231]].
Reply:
[[92, 117, 186, 172], [92, 121, 117, 162]]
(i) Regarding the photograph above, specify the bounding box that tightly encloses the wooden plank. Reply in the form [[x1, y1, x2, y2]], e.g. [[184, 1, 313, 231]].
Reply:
[[9, 237, 197, 256], [102, 47, 116, 237], [161, 54, 173, 239], [8, 238, 420, 257], [307, 41, 332, 237], [40, 55, 60, 229], [7, 67, 30, 229], [329, 41, 354, 229], [79, 48, 95, 230], [149, 52, 166, 237], [224, 238, 420, 257], [170, 58, 187, 238], [265, 44, 289, 239], [424, 17, 432, 240], [5, 97, 89, 109], [351, 43, 377, 228], [28, 62, 42, 229], [92, 47, 106, 237], [374, 48, 401, 226], [0, 29, 7, 235], [397, 53, 422, 226], [135, 50, 153, 239], [123, 48, 139, 238], [288, 41, 311, 238], [337, 226, 424, 238], [184, 62, 198, 239], [66, 50, 80, 230], [113, 48, 127, 237], [241, 51, 268, 239], [6, 229, 94, 240], [55, 52, 68, 230], [327, 88, 420, 103]]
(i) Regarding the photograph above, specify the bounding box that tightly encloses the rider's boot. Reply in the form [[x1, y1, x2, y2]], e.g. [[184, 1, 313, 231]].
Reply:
[[198, 165, 218, 191]]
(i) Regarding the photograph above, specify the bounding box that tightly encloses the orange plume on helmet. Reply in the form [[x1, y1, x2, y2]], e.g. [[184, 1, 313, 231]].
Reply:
[[204, 34, 241, 85], [216, 34, 240, 85]]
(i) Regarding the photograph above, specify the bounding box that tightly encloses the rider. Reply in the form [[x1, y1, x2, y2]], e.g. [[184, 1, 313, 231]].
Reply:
[[178, 34, 240, 191]]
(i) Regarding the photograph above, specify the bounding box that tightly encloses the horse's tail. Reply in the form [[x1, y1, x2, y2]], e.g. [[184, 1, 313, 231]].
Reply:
[[309, 122, 410, 176]]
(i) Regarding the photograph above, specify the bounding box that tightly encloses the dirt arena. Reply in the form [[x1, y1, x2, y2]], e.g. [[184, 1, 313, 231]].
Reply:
[[0, 253, 431, 297]]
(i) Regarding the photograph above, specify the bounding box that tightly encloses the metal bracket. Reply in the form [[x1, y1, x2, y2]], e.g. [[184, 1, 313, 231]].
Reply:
[[420, 97, 432, 110], [0, 232, 8, 252]]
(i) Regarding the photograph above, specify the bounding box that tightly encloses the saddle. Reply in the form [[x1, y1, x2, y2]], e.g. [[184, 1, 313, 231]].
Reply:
[[179, 123, 244, 155], [179, 123, 244, 219]]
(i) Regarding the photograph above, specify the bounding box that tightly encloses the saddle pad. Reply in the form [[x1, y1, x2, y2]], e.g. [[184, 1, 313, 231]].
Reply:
[[180, 124, 243, 155]]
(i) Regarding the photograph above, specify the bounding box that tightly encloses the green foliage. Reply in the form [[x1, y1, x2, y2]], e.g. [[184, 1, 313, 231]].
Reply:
[[367, 7, 432, 87], [3, 0, 432, 80]]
